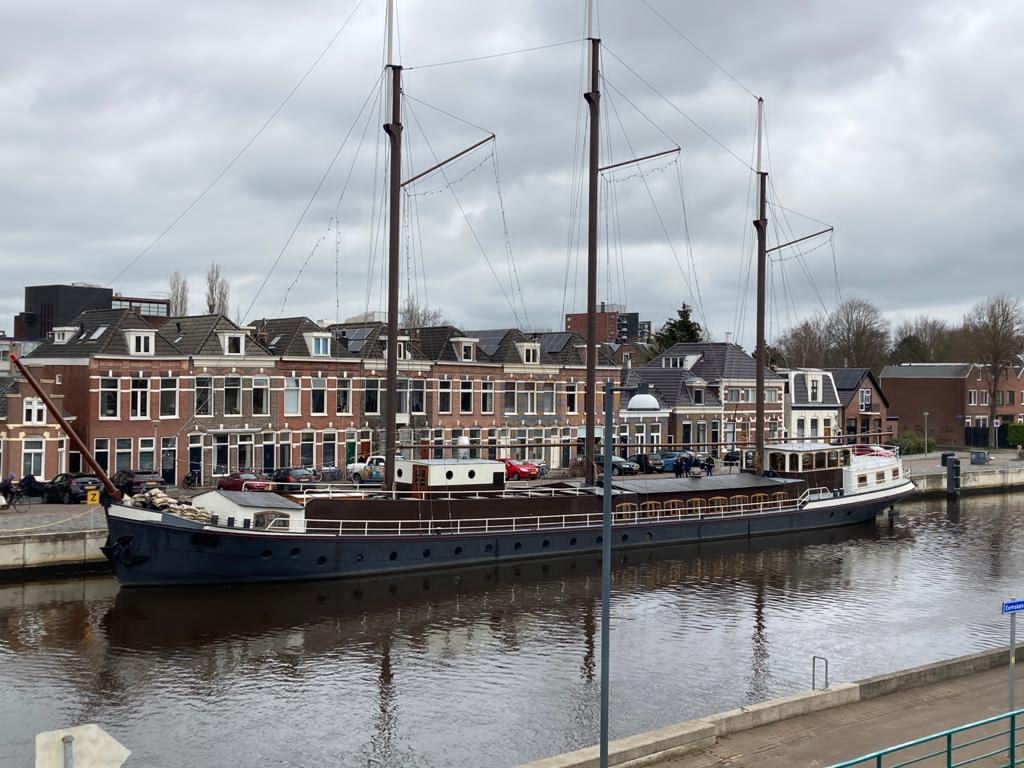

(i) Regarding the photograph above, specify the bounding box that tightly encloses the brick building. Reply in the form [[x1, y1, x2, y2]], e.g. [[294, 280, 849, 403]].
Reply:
[[827, 368, 892, 441]]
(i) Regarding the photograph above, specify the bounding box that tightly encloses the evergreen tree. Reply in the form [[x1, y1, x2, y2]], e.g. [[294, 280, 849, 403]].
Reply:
[[652, 303, 702, 352]]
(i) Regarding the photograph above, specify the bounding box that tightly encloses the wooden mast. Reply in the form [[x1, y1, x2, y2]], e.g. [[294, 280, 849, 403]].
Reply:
[[753, 97, 767, 474], [383, 0, 401, 492], [583, 24, 601, 486]]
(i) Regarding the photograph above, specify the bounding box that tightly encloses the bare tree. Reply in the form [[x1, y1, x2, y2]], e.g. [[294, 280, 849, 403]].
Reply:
[[399, 298, 445, 328], [774, 315, 829, 368], [169, 271, 189, 316], [890, 315, 950, 362], [826, 298, 890, 371], [205, 262, 230, 315], [963, 295, 1024, 448]]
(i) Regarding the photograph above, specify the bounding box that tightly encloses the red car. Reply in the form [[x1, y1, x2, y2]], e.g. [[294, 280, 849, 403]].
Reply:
[[499, 458, 540, 481], [216, 472, 274, 492]]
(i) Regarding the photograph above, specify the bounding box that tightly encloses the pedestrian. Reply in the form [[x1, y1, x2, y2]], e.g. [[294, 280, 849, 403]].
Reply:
[[705, 456, 714, 477], [682, 454, 692, 478], [673, 455, 683, 479], [0, 472, 15, 509]]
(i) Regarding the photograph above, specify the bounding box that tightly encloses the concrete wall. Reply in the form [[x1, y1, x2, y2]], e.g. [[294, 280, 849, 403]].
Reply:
[[0, 530, 106, 573], [911, 465, 1024, 497], [521, 647, 1015, 768]]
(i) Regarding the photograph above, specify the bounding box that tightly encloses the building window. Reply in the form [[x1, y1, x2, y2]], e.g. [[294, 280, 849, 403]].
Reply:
[[460, 381, 473, 414], [438, 381, 452, 414], [213, 434, 228, 474], [502, 381, 516, 415], [284, 377, 301, 416], [516, 382, 537, 414], [410, 380, 426, 414], [130, 379, 149, 419], [810, 418, 819, 437], [94, 438, 109, 474], [1009, 391, 1016, 406], [252, 377, 270, 416], [311, 336, 330, 356], [860, 389, 872, 411], [692, 388, 703, 405], [810, 379, 819, 402], [159, 378, 178, 418], [300, 432, 315, 467], [522, 345, 539, 364], [461, 343, 474, 362], [128, 332, 154, 356], [22, 438, 44, 477], [310, 378, 327, 415], [225, 334, 244, 355], [115, 438, 132, 471], [323, 432, 337, 468], [566, 383, 577, 414], [336, 378, 351, 415], [23, 398, 45, 424], [277, 432, 291, 468], [797, 418, 806, 438], [481, 381, 494, 414], [968, 390, 977, 406], [364, 379, 381, 415], [238, 434, 254, 471], [138, 437, 155, 472], [195, 376, 213, 416], [100, 378, 119, 418], [224, 376, 242, 416], [765, 388, 779, 403], [540, 383, 555, 414], [980, 391, 990, 406]]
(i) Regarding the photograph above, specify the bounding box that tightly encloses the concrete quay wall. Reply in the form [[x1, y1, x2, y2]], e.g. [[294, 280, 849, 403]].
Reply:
[[520, 647, 1013, 768], [0, 529, 108, 575], [910, 461, 1024, 498]]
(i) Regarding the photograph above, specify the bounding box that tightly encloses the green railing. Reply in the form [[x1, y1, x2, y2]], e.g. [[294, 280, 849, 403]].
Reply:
[[831, 709, 1024, 767]]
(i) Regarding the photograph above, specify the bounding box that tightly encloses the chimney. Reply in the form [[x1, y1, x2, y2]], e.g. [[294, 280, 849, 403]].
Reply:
[[724, 331, 732, 345]]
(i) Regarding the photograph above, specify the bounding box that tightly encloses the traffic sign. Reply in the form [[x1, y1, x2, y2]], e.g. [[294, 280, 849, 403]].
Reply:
[[35, 723, 130, 767], [1002, 599, 1024, 614], [86, 489, 100, 505]]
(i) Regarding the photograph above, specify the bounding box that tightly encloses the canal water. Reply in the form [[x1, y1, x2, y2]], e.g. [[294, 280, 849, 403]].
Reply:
[[1, 494, 1022, 767]]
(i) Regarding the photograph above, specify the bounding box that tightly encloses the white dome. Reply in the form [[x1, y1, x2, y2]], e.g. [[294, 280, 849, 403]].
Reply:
[[626, 392, 661, 411]]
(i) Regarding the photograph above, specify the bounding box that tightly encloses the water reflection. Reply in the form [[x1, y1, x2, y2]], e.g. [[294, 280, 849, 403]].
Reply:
[[3, 496, 1024, 767]]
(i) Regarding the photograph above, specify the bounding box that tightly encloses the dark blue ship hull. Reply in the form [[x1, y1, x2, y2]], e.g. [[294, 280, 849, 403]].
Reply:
[[102, 484, 910, 586]]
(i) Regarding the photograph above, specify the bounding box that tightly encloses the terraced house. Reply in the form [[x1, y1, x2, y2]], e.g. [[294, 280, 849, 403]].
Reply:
[[4, 309, 631, 484]]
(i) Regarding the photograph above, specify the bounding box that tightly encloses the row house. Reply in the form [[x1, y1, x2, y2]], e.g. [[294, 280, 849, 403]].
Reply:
[[781, 369, 842, 440], [880, 363, 1024, 447], [626, 342, 785, 454], [3, 309, 635, 484], [827, 368, 892, 441]]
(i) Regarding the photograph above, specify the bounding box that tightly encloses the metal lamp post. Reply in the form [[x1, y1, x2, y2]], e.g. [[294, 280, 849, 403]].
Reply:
[[599, 380, 658, 768]]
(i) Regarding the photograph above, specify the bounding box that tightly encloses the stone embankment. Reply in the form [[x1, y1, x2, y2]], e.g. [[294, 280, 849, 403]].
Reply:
[[0, 503, 107, 576], [903, 449, 1024, 497], [521, 646, 1017, 768]]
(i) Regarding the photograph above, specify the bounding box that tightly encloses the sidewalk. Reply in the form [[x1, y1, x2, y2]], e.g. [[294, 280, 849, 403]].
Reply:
[[0, 502, 105, 534], [656, 662, 1023, 768]]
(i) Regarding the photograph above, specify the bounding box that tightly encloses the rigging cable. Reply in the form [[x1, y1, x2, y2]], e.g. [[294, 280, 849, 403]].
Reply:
[[405, 39, 583, 71], [243, 72, 384, 323], [560, 34, 590, 329], [109, 0, 366, 286], [491, 143, 532, 330]]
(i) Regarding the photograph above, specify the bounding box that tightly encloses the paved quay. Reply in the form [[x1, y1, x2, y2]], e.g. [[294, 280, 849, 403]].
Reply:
[[0, 502, 107, 575], [0, 501, 105, 534]]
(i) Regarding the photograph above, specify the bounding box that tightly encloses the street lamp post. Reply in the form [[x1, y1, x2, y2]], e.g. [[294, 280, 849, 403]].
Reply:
[[600, 380, 659, 768], [923, 411, 929, 459]]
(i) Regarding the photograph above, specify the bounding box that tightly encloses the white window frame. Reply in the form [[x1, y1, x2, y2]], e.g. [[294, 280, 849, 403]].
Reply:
[[284, 377, 301, 416], [459, 380, 473, 414], [252, 377, 270, 416], [310, 377, 327, 416], [224, 376, 242, 416], [129, 378, 150, 419], [566, 382, 578, 414], [980, 390, 990, 406], [336, 378, 352, 415], [22, 438, 44, 478], [968, 389, 977, 406], [159, 377, 178, 418], [99, 378, 120, 420], [363, 379, 381, 416], [127, 332, 155, 356], [311, 336, 331, 356], [224, 334, 244, 355], [461, 343, 474, 362], [438, 380, 452, 414], [195, 376, 213, 416], [481, 381, 494, 414], [23, 397, 45, 424]]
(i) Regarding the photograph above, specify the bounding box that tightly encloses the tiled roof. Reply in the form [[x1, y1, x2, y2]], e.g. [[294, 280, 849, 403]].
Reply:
[[648, 342, 778, 382], [790, 371, 841, 407], [251, 317, 339, 358], [826, 367, 891, 408], [160, 315, 272, 358], [416, 325, 464, 362], [463, 328, 535, 363], [879, 364, 973, 379], [28, 309, 182, 358]]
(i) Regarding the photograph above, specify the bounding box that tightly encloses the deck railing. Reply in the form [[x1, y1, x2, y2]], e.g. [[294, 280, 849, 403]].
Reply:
[[830, 708, 1024, 767]]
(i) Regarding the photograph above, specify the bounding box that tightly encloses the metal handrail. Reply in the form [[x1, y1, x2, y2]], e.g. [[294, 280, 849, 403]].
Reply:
[[830, 708, 1024, 767]]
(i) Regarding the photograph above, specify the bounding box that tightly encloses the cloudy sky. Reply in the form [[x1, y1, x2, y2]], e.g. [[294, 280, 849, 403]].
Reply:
[[2, 0, 1020, 349]]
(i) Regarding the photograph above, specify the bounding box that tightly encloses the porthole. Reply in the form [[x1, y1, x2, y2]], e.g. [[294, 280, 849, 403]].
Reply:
[[514, 541, 523, 551], [621, 534, 629, 542], [396, 468, 404, 479], [289, 547, 301, 558], [445, 470, 454, 480], [454, 546, 463, 555], [468, 470, 476, 479], [316, 555, 327, 565], [542, 539, 550, 548], [485, 543, 494, 553], [596, 536, 603, 544], [261, 549, 272, 559], [389, 551, 398, 561], [422, 548, 431, 559]]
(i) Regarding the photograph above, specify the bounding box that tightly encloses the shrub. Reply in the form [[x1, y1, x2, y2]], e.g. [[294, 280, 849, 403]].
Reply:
[[1008, 422, 1024, 448]]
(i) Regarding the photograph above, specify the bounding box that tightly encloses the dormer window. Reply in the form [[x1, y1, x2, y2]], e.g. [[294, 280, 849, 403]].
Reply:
[[517, 343, 540, 364], [304, 333, 331, 357], [461, 343, 474, 362], [692, 388, 704, 405], [382, 337, 410, 360], [126, 331, 156, 356], [51, 326, 78, 345], [217, 331, 246, 355]]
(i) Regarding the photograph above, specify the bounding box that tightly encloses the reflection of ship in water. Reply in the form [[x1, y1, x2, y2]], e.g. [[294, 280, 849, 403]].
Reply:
[[102, 525, 892, 653]]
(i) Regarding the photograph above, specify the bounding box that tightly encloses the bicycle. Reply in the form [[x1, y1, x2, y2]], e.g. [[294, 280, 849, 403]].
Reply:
[[181, 470, 201, 489]]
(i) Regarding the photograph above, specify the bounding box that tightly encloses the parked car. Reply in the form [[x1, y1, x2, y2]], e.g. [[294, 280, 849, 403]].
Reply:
[[528, 458, 550, 477], [216, 472, 274, 492], [111, 469, 167, 498], [627, 453, 665, 473], [658, 450, 694, 473], [499, 458, 540, 481], [271, 467, 317, 492], [44, 473, 101, 504], [722, 448, 741, 466], [595, 455, 640, 476]]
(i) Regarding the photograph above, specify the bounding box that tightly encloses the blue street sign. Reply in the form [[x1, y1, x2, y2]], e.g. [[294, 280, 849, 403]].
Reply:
[[1002, 599, 1024, 614]]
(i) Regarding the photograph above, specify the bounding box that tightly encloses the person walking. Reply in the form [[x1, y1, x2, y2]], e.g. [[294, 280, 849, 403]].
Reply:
[[673, 455, 683, 479], [704, 455, 714, 477]]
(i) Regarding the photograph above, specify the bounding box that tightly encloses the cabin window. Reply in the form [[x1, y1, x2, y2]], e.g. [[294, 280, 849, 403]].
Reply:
[[789, 454, 799, 472], [892, 468, 900, 479], [769, 452, 786, 472], [857, 474, 868, 488], [841, 451, 852, 466], [801, 453, 813, 471], [876, 471, 886, 484], [827, 450, 840, 468], [814, 452, 827, 469]]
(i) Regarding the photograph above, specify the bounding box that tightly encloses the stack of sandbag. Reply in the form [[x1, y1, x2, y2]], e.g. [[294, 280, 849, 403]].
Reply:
[[128, 488, 212, 523]]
